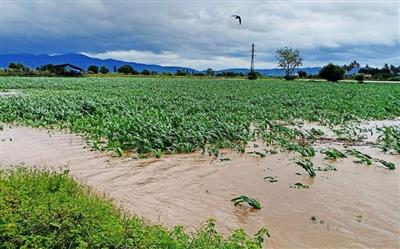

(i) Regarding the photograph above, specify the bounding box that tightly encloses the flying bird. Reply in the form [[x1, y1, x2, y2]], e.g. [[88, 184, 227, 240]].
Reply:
[[232, 15, 241, 25]]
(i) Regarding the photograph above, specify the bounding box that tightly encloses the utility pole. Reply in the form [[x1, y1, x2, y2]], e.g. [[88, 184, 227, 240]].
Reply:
[[250, 43, 255, 73], [248, 43, 257, 80]]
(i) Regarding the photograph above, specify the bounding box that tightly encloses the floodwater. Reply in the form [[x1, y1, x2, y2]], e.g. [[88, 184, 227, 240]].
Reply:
[[1, 122, 399, 248], [0, 90, 21, 98]]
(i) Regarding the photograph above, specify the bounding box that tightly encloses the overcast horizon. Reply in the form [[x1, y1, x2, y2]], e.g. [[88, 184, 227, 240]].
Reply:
[[1, 0, 399, 70]]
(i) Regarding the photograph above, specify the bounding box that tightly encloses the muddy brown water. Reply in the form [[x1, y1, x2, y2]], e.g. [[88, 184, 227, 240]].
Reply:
[[1, 124, 399, 248]]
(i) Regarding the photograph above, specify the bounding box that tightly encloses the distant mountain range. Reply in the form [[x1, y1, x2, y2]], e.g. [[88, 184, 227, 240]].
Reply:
[[1, 53, 329, 75], [1, 53, 197, 74]]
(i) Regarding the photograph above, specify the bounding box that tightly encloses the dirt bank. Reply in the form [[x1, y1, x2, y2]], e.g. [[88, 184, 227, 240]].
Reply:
[[1, 124, 399, 248]]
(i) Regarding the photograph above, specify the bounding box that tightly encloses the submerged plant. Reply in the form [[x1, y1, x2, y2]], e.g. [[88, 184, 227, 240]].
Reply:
[[316, 165, 337, 171], [322, 147, 347, 160], [264, 176, 278, 183], [376, 159, 396, 170], [378, 126, 400, 154], [231, 196, 262, 209], [307, 128, 325, 139], [247, 151, 266, 158], [296, 159, 316, 177], [290, 182, 309, 189], [346, 149, 373, 165]]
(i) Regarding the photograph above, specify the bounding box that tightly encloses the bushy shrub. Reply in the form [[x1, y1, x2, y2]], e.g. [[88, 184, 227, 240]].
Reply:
[[388, 76, 400, 81], [248, 71, 257, 80], [319, 63, 345, 82], [117, 65, 138, 75], [87, 65, 99, 74], [141, 69, 150, 75], [297, 70, 307, 78], [99, 66, 109, 74], [284, 75, 295, 81], [355, 73, 365, 83]]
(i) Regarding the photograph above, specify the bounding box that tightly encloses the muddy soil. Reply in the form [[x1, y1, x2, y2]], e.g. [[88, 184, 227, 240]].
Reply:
[[1, 123, 399, 248]]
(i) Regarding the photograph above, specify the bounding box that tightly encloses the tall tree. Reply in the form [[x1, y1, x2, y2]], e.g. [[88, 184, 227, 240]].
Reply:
[[87, 65, 99, 74], [276, 47, 302, 80], [99, 66, 109, 74]]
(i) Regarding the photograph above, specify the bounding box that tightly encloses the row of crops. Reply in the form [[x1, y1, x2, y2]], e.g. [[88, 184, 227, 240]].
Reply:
[[1, 77, 399, 156]]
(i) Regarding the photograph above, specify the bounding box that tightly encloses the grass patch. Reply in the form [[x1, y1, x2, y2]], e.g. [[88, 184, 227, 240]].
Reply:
[[0, 168, 267, 248]]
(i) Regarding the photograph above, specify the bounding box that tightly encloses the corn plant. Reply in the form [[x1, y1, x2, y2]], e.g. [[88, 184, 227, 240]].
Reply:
[[231, 196, 262, 209], [1, 77, 399, 158], [296, 159, 316, 177], [378, 126, 400, 154], [346, 149, 373, 165], [376, 159, 396, 170], [321, 148, 347, 160], [264, 176, 278, 183]]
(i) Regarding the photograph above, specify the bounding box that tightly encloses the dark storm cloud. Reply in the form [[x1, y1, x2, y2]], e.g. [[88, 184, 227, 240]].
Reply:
[[2, 0, 399, 69]]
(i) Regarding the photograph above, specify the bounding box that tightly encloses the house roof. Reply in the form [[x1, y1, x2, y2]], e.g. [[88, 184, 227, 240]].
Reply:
[[51, 64, 83, 71]]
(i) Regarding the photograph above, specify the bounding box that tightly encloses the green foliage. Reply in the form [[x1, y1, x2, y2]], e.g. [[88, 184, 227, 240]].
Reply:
[[355, 73, 365, 84], [376, 159, 396, 170], [346, 149, 373, 165], [319, 63, 346, 82], [231, 196, 262, 209], [297, 70, 307, 78], [0, 77, 399, 156], [206, 68, 215, 76], [117, 65, 138, 75], [141, 69, 150, 75], [8, 62, 28, 72], [321, 147, 347, 160], [248, 71, 258, 80], [99, 66, 109, 74], [378, 126, 400, 154], [0, 168, 266, 249], [87, 65, 99, 74], [276, 47, 303, 78], [296, 159, 316, 177]]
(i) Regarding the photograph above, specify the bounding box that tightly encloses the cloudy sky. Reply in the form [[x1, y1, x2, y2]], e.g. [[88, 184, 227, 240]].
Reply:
[[1, 0, 399, 70]]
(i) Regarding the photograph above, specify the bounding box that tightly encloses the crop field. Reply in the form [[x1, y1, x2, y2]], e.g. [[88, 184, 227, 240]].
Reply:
[[1, 77, 399, 156], [1, 76, 399, 248]]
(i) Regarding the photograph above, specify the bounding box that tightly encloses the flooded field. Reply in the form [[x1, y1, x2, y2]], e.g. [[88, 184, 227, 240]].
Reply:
[[1, 121, 399, 248]]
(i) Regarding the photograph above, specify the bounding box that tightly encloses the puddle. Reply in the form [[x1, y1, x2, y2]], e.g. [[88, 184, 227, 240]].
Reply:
[[1, 124, 399, 248], [0, 90, 22, 97]]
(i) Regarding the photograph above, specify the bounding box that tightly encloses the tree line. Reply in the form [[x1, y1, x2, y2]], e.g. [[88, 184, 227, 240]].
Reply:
[[1, 50, 399, 82]]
